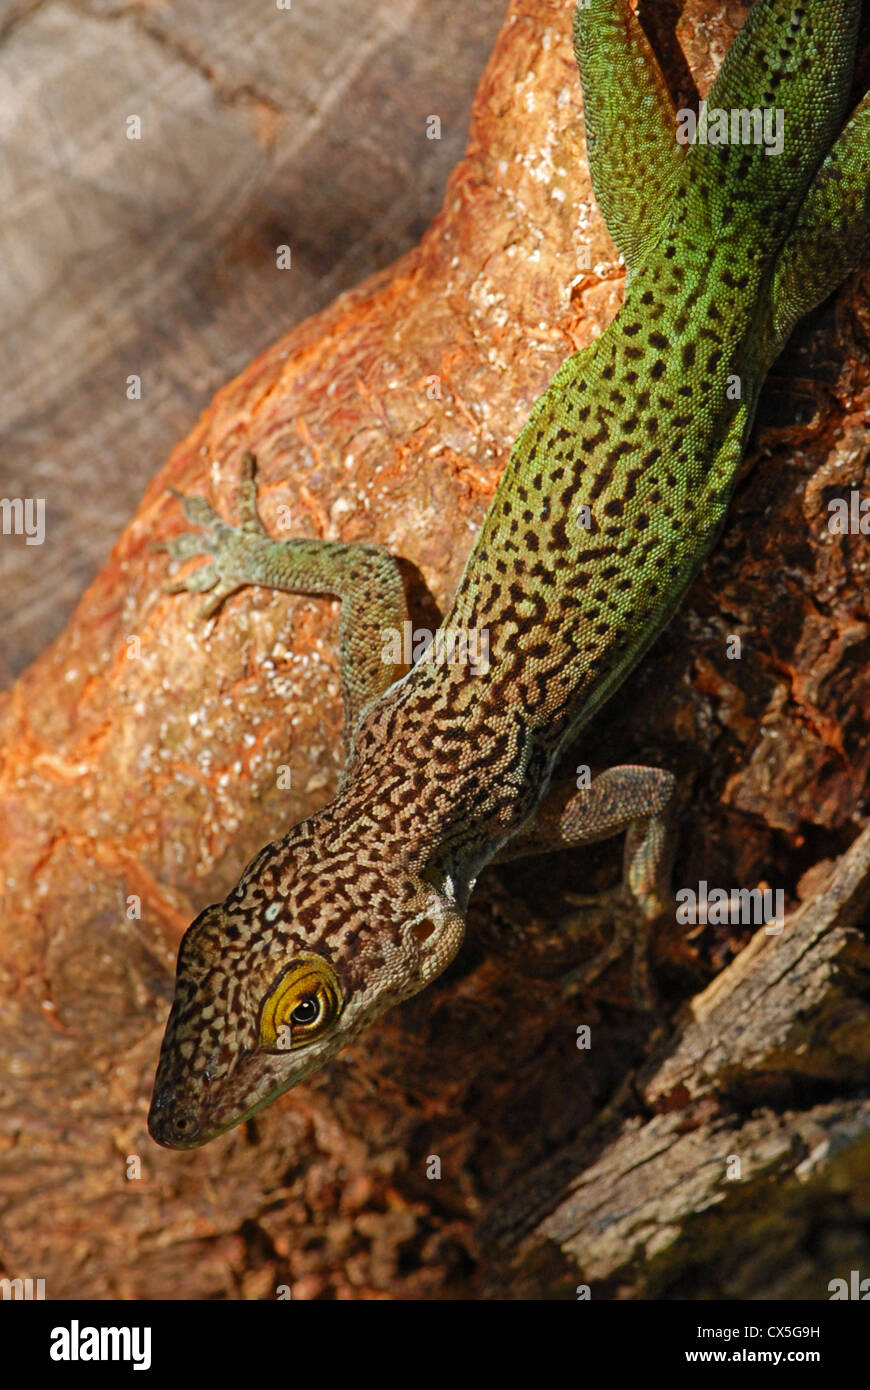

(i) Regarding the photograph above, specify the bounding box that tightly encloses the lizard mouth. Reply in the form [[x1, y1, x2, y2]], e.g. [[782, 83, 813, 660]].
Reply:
[[147, 1056, 312, 1149]]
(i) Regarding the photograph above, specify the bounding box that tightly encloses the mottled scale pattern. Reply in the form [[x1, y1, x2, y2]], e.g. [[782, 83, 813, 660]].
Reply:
[[149, 0, 870, 1148]]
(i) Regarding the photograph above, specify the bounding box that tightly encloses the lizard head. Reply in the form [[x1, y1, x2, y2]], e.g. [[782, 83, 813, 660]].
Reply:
[[147, 821, 465, 1148]]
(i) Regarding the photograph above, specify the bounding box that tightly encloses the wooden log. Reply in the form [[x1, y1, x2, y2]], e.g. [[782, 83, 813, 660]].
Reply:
[[482, 828, 870, 1297]]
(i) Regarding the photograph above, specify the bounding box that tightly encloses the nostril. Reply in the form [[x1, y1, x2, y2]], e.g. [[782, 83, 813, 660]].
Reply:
[[148, 1091, 201, 1146]]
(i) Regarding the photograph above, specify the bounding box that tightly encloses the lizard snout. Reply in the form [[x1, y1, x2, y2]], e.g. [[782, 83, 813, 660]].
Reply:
[[147, 1088, 203, 1149]]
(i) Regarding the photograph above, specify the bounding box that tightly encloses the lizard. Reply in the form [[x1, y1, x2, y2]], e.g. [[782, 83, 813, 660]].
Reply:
[[148, 0, 870, 1148]]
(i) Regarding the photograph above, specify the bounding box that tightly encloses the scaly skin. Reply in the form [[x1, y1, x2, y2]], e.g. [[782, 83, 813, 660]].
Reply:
[[149, 0, 870, 1148]]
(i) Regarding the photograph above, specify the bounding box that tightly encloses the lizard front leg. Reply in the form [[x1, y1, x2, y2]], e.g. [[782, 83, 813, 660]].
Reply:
[[496, 765, 677, 1005], [157, 453, 410, 750]]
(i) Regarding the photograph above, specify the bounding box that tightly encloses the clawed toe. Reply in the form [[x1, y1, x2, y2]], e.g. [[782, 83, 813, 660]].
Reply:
[[198, 584, 240, 619], [163, 563, 218, 596], [156, 531, 218, 563], [168, 488, 223, 531]]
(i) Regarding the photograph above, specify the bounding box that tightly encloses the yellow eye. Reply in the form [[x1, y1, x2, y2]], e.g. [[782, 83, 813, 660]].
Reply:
[[259, 955, 342, 1050]]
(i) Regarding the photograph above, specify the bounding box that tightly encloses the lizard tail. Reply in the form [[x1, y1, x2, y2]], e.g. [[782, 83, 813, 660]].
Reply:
[[573, 1, 863, 277], [765, 88, 870, 360], [679, 0, 861, 252]]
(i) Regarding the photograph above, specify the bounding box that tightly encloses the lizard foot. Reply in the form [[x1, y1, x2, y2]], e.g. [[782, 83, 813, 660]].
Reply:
[[154, 453, 268, 619], [559, 884, 662, 1013]]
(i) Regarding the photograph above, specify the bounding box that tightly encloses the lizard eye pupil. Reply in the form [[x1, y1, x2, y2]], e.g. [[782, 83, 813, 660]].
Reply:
[[259, 956, 342, 1049], [290, 996, 319, 1026]]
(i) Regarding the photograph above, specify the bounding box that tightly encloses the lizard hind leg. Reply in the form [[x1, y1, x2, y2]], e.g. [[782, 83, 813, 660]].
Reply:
[[572, 0, 683, 282]]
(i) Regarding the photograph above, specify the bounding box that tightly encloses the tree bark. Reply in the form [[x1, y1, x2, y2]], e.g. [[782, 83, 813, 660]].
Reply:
[[1, 0, 869, 1300]]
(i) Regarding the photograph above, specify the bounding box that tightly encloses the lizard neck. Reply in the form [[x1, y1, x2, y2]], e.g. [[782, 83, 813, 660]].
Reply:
[[343, 664, 555, 889]]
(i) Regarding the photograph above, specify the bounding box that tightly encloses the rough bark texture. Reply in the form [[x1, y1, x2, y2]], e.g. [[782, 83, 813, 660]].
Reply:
[[1, 0, 869, 1301]]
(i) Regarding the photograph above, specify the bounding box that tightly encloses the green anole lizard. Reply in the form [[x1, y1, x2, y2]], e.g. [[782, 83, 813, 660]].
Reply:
[[149, 0, 870, 1148]]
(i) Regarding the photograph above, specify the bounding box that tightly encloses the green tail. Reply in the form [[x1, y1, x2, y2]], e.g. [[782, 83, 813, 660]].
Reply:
[[574, 0, 867, 306]]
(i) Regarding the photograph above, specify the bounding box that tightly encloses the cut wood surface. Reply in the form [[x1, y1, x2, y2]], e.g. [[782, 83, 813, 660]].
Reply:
[[0, 0, 506, 684], [1, 0, 869, 1300]]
